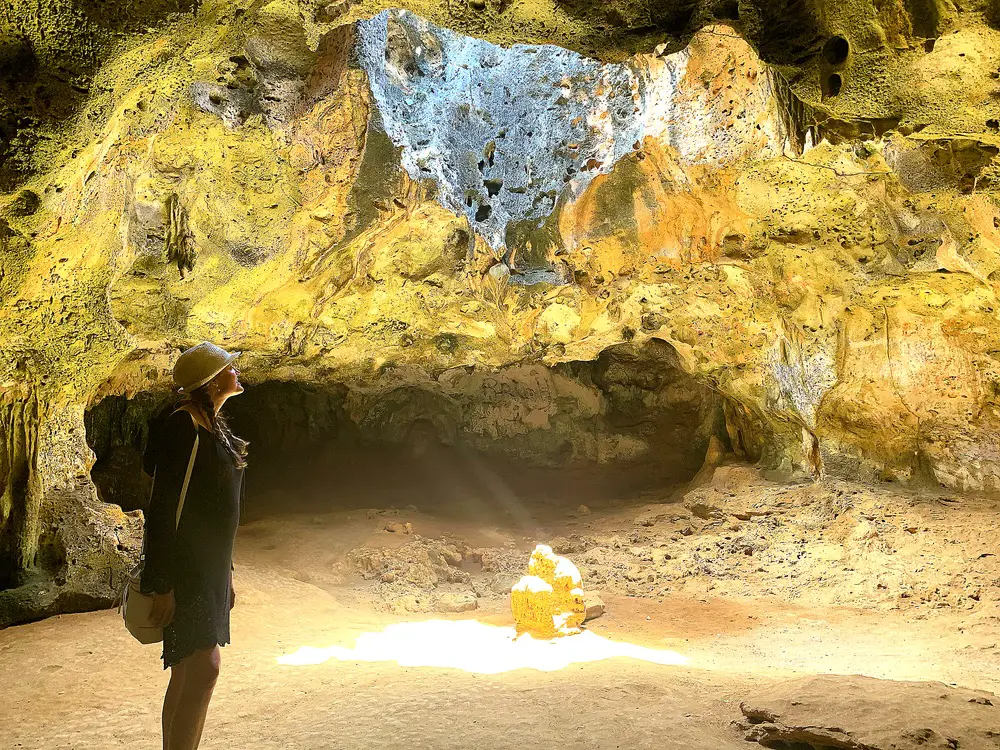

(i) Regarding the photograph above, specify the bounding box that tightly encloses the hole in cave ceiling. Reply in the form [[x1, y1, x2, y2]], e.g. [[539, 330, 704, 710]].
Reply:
[[355, 9, 783, 256]]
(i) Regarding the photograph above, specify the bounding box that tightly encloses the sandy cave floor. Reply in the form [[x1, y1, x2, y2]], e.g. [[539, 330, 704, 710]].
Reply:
[[3, 463, 1000, 749]]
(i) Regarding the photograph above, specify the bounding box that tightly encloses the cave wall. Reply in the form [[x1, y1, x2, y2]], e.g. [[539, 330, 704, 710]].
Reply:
[[343, 341, 721, 470], [0, 0, 999, 623], [86, 343, 720, 515], [0, 390, 141, 625]]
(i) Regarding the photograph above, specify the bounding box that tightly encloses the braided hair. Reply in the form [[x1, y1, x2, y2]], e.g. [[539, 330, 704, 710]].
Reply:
[[182, 384, 249, 469]]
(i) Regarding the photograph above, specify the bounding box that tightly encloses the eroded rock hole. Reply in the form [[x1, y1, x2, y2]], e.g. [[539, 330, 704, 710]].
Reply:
[[826, 73, 842, 97], [85, 393, 165, 512], [822, 35, 849, 65]]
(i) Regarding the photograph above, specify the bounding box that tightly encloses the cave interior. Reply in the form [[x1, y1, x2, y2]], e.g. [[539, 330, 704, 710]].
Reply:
[[2, 0, 1000, 747]]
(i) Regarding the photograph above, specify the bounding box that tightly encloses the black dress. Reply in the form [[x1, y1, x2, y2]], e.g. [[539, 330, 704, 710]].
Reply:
[[140, 409, 244, 668]]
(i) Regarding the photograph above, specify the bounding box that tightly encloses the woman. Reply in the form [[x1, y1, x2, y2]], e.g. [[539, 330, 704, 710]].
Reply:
[[141, 342, 248, 750]]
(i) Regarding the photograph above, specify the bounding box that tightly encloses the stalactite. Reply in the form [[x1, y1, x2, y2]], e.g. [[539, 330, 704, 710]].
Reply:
[[164, 192, 196, 278], [0, 389, 40, 588], [0, 392, 143, 625], [771, 70, 821, 155]]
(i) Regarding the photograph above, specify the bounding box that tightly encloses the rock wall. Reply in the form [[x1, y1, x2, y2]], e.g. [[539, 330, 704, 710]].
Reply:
[[1, 0, 1000, 623], [0, 389, 141, 624]]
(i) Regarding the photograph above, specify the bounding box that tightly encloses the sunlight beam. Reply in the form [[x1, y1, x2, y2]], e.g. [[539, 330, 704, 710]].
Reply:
[[276, 619, 688, 675]]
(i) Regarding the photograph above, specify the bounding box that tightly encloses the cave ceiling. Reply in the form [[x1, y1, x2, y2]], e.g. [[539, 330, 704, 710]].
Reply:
[[2, 1, 997, 189]]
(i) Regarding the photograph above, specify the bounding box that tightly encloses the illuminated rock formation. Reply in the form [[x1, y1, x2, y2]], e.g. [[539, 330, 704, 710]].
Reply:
[[511, 544, 586, 638]]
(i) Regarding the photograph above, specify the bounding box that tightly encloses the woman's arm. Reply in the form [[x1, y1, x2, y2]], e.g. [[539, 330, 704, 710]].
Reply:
[[140, 410, 197, 595]]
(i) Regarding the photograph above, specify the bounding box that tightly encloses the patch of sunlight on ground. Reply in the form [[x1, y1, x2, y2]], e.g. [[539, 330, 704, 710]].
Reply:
[[276, 619, 689, 674]]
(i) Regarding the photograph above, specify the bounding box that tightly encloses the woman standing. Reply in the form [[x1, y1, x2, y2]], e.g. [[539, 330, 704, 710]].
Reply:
[[141, 342, 248, 750]]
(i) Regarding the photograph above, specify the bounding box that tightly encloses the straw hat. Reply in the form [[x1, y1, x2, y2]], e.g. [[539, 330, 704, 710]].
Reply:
[[172, 342, 241, 393]]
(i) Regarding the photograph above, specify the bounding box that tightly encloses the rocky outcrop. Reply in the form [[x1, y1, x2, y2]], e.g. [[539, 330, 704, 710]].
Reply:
[[0, 391, 142, 624], [1, 2, 999, 623], [594, 463, 1000, 609], [736, 675, 999, 750]]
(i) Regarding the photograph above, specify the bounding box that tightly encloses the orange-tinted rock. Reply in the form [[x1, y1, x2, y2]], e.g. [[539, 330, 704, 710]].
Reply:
[[511, 545, 586, 638]]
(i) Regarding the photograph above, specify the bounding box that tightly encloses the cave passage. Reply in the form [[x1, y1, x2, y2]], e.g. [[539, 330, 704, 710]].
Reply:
[[85, 341, 723, 527]]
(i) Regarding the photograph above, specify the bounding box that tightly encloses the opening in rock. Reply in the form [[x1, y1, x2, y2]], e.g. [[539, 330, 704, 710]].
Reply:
[[224, 342, 724, 524], [826, 73, 843, 97], [906, 0, 945, 39], [85, 393, 166, 512], [822, 35, 849, 65]]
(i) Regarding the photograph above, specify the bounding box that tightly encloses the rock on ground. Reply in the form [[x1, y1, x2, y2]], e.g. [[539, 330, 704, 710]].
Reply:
[[736, 675, 999, 750], [435, 593, 478, 613], [583, 592, 605, 622]]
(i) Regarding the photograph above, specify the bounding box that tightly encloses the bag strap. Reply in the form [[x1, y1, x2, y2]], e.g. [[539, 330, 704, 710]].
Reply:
[[138, 411, 200, 562], [175, 433, 199, 529], [123, 434, 193, 607]]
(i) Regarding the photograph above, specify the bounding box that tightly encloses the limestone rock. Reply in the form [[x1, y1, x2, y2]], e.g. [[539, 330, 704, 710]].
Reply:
[[510, 544, 586, 638], [489, 573, 520, 595], [5, 0, 1000, 626], [346, 538, 467, 590], [583, 592, 605, 622], [0, 396, 142, 627], [435, 593, 478, 613]]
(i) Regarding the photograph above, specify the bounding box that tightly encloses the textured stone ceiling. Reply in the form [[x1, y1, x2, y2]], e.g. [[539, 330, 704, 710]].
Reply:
[[3, 1, 998, 188], [356, 10, 788, 250]]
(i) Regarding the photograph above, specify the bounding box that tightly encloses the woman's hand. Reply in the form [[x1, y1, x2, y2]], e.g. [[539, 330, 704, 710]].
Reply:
[[229, 572, 236, 610], [150, 591, 175, 627]]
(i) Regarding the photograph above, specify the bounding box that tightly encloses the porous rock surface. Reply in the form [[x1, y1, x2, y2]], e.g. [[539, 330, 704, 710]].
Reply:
[[1, 1, 1000, 622]]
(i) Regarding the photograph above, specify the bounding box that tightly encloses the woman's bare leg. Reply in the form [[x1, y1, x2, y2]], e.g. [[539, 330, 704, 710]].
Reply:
[[162, 664, 186, 749], [165, 646, 221, 750]]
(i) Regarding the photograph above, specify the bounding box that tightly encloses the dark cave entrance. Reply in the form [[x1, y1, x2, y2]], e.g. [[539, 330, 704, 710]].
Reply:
[[85, 340, 726, 526]]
